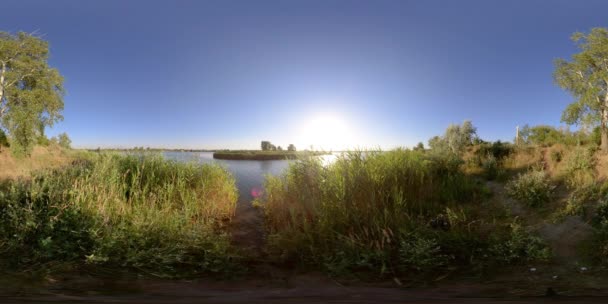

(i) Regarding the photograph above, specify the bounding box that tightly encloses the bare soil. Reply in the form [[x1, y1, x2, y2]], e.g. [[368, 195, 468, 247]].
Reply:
[[485, 181, 593, 263]]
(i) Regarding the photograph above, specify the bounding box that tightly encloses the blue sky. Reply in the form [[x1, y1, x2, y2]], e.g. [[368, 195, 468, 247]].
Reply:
[[2, 0, 607, 149]]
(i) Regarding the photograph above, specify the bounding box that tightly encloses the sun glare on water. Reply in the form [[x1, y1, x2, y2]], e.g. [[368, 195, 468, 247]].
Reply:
[[299, 114, 354, 151]]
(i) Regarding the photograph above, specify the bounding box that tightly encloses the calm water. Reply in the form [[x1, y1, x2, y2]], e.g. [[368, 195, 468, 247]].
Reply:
[[163, 151, 337, 205]]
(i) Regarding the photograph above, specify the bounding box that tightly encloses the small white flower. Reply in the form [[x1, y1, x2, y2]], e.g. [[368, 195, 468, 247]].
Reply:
[[552, 275, 558, 279], [530, 267, 537, 272], [580, 267, 588, 272]]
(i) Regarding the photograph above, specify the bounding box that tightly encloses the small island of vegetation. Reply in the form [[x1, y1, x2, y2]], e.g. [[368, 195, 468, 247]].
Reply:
[[213, 141, 329, 160]]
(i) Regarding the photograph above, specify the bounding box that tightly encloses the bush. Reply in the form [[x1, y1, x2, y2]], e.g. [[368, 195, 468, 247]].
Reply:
[[481, 154, 499, 180], [0, 129, 8, 152], [562, 147, 596, 189], [490, 223, 551, 264], [563, 185, 601, 216], [0, 153, 239, 276], [258, 149, 549, 277], [589, 196, 608, 265], [550, 150, 563, 163], [477, 141, 513, 160], [506, 170, 554, 208]]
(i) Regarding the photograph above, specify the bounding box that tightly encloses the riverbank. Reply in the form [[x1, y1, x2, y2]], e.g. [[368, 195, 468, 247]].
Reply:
[[213, 150, 328, 160], [5, 145, 608, 298], [0, 145, 87, 180]]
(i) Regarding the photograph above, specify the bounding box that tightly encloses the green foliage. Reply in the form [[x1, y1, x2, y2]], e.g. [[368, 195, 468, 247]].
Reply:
[[506, 170, 554, 208], [258, 149, 548, 277], [429, 120, 477, 155], [554, 28, 608, 151], [562, 147, 596, 189], [398, 232, 449, 272], [0, 153, 239, 276], [550, 150, 563, 163], [478, 141, 513, 160], [287, 144, 296, 151], [563, 185, 601, 216], [0, 32, 65, 156], [489, 222, 551, 264], [472, 141, 513, 180], [589, 195, 608, 265], [481, 154, 499, 180], [37, 135, 50, 146], [0, 128, 8, 151], [55, 132, 71, 149], [261, 141, 271, 151], [413, 142, 425, 151], [518, 124, 591, 146]]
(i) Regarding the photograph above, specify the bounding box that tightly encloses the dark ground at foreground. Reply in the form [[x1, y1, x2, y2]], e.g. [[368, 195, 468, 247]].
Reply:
[[3, 275, 608, 303]]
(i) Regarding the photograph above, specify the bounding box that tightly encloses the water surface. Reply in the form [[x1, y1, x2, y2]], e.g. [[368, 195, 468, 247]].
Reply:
[[163, 151, 290, 204]]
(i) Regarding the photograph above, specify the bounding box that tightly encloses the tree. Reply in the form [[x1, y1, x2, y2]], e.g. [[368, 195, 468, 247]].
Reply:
[[261, 140, 271, 151], [287, 144, 296, 151], [429, 120, 477, 155], [56, 132, 71, 149], [413, 142, 425, 151], [0, 128, 8, 152], [554, 28, 608, 152], [0, 31, 64, 156]]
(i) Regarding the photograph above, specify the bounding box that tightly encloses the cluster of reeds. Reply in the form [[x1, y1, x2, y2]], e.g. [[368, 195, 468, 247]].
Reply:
[[257, 149, 549, 276], [0, 153, 239, 276]]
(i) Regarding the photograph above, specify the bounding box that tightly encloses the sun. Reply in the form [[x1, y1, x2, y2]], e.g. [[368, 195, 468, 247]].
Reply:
[[298, 114, 353, 151]]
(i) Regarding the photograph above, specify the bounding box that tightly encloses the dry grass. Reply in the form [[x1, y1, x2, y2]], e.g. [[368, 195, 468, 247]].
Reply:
[[0, 145, 85, 179], [503, 146, 543, 173]]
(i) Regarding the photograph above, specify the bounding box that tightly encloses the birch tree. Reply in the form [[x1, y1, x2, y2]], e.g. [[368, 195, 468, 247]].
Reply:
[[0, 31, 64, 155], [554, 28, 608, 152]]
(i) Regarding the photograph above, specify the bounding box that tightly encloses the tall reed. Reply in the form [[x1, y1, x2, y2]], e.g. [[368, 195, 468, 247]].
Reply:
[[258, 149, 549, 276], [0, 153, 239, 276]]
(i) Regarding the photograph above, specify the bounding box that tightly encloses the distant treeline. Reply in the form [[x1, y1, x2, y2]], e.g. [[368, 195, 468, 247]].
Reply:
[[213, 150, 328, 160]]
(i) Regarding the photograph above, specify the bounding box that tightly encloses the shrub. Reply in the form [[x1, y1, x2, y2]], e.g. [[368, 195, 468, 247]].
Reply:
[[258, 149, 549, 276], [490, 223, 551, 264], [477, 141, 513, 161], [429, 121, 477, 155], [550, 150, 563, 163], [0, 129, 8, 152], [562, 147, 596, 189], [481, 154, 499, 180], [506, 170, 554, 207], [0, 153, 239, 276], [398, 232, 449, 272], [57, 132, 71, 149], [563, 185, 601, 216], [589, 196, 608, 265]]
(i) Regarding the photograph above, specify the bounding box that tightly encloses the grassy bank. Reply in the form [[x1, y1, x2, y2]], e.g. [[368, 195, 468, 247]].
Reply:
[[256, 149, 549, 278], [213, 150, 328, 160], [0, 145, 88, 180], [0, 153, 239, 277]]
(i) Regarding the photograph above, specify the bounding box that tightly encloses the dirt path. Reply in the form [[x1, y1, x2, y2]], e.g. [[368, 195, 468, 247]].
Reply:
[[485, 181, 593, 263], [229, 202, 266, 258]]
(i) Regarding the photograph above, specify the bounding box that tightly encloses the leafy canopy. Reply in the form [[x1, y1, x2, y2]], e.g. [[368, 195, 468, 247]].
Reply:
[[554, 28, 608, 131], [428, 120, 477, 155], [0, 31, 64, 156]]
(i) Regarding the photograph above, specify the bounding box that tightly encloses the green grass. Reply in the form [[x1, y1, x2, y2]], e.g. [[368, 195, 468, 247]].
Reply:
[[0, 152, 239, 277], [256, 149, 549, 277]]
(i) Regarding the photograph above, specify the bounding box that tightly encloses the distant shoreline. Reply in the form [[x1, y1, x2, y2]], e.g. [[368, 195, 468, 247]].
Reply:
[[213, 150, 329, 160]]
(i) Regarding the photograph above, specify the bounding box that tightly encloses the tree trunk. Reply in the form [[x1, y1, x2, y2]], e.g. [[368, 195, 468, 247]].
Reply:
[[0, 62, 5, 110], [602, 108, 608, 153]]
